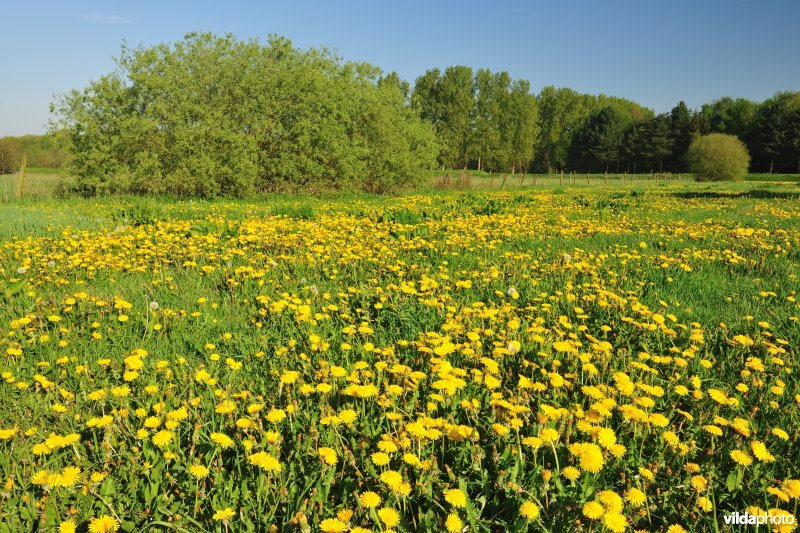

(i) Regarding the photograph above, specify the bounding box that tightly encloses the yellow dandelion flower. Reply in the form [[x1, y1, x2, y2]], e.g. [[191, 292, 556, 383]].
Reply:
[[730, 450, 753, 467], [88, 515, 120, 533], [583, 501, 605, 519], [562, 466, 581, 481], [445, 513, 463, 532], [59, 520, 77, 533], [210, 432, 235, 449], [444, 488, 467, 508], [212, 507, 235, 521], [319, 518, 348, 533], [318, 447, 338, 466], [377, 507, 400, 527], [519, 501, 540, 520], [151, 430, 173, 448], [626, 488, 646, 507], [188, 464, 210, 479], [602, 512, 628, 533], [359, 491, 382, 508]]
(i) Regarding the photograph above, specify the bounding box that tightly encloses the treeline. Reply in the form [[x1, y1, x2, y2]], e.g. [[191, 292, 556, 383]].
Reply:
[[39, 33, 800, 195], [411, 67, 800, 174], [0, 134, 67, 174], [52, 33, 437, 196]]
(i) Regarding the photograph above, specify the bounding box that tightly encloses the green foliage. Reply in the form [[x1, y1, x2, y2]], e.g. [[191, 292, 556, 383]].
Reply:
[[0, 134, 67, 171], [0, 139, 22, 174], [688, 133, 751, 181], [412, 67, 537, 174], [51, 33, 437, 197]]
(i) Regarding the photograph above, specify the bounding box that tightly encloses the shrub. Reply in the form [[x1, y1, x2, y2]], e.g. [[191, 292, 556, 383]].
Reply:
[[51, 33, 438, 197], [688, 133, 750, 181]]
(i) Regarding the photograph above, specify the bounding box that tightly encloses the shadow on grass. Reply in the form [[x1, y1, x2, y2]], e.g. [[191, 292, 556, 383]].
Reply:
[[672, 189, 800, 200]]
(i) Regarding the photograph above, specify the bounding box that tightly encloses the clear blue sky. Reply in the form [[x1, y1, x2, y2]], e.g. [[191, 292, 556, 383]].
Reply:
[[2, 0, 799, 136]]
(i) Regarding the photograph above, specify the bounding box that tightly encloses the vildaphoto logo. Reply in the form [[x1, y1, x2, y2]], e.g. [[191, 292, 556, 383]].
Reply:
[[723, 511, 796, 526]]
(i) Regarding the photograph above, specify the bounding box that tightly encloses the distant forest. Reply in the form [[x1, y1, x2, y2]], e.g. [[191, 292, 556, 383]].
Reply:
[[0, 134, 66, 174], [3, 34, 799, 186], [409, 67, 800, 175]]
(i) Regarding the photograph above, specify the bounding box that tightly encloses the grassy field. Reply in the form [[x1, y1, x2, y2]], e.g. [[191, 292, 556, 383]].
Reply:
[[3, 168, 799, 203], [0, 182, 798, 532]]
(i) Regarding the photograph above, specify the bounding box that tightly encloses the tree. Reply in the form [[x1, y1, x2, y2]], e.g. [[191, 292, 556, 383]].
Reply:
[[378, 72, 410, 100], [411, 67, 474, 170], [688, 133, 750, 181], [571, 106, 626, 172], [470, 69, 502, 172], [535, 86, 595, 172], [752, 92, 800, 173], [506, 80, 538, 174], [0, 139, 22, 174], [52, 33, 437, 196], [669, 101, 695, 171]]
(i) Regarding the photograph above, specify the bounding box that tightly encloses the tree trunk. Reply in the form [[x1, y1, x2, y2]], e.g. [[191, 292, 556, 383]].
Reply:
[[769, 160, 774, 174]]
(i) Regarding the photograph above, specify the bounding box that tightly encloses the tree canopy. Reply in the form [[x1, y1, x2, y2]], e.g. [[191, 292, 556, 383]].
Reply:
[[35, 31, 800, 192], [51, 33, 438, 196]]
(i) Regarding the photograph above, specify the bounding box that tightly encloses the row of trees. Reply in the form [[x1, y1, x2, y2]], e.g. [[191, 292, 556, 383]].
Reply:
[[39, 33, 800, 195], [410, 68, 800, 175], [0, 134, 66, 173]]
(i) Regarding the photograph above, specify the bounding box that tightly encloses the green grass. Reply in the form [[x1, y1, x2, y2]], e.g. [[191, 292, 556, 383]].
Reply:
[[0, 183, 798, 531]]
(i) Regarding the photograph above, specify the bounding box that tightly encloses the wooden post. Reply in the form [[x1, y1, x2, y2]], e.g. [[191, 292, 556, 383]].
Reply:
[[605, 171, 608, 185], [16, 155, 27, 199], [560, 169, 563, 185], [587, 172, 590, 185]]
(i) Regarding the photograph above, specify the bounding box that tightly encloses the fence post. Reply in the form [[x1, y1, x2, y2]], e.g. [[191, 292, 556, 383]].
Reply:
[[16, 155, 28, 199]]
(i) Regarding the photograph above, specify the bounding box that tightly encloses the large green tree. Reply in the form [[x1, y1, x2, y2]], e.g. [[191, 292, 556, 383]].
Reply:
[[752, 92, 800, 173], [535, 86, 595, 172], [52, 33, 437, 196], [571, 106, 626, 172], [506, 80, 538, 174]]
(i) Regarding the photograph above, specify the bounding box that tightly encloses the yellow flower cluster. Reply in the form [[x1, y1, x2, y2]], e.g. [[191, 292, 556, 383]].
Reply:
[[0, 187, 798, 530]]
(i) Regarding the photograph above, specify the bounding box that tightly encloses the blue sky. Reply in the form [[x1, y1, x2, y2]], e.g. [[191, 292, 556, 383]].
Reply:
[[1, 0, 798, 136]]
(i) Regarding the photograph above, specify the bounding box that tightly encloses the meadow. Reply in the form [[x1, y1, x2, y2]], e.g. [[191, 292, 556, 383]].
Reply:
[[0, 181, 798, 532]]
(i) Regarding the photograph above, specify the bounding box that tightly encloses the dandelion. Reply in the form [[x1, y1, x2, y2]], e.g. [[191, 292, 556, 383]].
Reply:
[[445, 513, 463, 532], [583, 501, 605, 519], [359, 491, 382, 508], [88, 515, 120, 533], [210, 432, 235, 449], [562, 466, 581, 481], [319, 518, 348, 532], [188, 464, 210, 479], [519, 501, 540, 520], [730, 450, 753, 467], [213, 508, 235, 521], [59, 521, 77, 533], [626, 488, 646, 507], [444, 488, 467, 508], [377, 507, 400, 527], [248, 451, 282, 473], [318, 447, 338, 465], [602, 512, 628, 533], [151, 430, 173, 448]]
